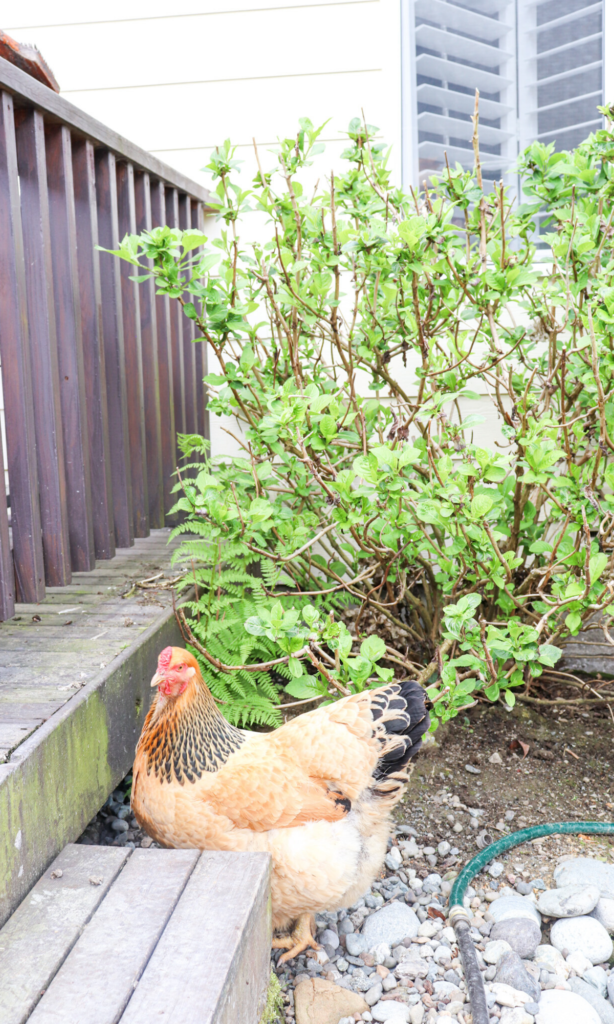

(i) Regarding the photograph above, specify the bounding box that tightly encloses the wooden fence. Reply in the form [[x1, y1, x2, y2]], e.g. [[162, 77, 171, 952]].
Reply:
[[0, 56, 209, 621]]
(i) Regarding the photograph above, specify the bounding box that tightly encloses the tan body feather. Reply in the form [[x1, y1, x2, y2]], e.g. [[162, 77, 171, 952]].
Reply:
[[132, 659, 422, 931]]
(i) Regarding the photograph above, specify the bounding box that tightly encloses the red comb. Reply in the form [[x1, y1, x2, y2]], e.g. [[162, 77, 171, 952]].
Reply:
[[158, 646, 173, 672]]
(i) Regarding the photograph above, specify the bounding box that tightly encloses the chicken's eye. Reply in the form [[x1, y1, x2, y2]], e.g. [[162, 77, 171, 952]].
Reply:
[[177, 664, 184, 670]]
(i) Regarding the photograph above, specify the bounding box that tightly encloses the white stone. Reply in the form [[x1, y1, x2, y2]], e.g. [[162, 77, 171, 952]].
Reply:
[[371, 1002, 410, 1022], [362, 904, 420, 949], [535, 988, 601, 1024], [409, 1005, 424, 1024], [433, 944, 452, 963], [488, 982, 531, 1007], [400, 839, 419, 859], [534, 945, 569, 976], [590, 897, 614, 935], [490, 862, 505, 878], [550, 915, 613, 965], [442, 927, 456, 944], [490, 896, 542, 927], [489, 751, 503, 764], [385, 846, 403, 871], [372, 943, 391, 965], [435, 1017, 454, 1024], [396, 956, 430, 980], [500, 1010, 535, 1024], [417, 920, 439, 938], [565, 950, 593, 976], [437, 841, 450, 857], [484, 939, 513, 964], [538, 885, 600, 919], [554, 858, 614, 900]]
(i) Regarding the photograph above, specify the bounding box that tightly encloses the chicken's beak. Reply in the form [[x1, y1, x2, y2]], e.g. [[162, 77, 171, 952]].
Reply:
[[150, 672, 165, 689]]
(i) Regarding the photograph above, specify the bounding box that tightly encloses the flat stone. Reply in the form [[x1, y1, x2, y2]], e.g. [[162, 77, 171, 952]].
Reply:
[[484, 940, 513, 964], [535, 989, 601, 1024], [584, 966, 608, 999], [366, 981, 383, 1005], [567, 978, 614, 1024], [362, 904, 420, 949], [490, 918, 542, 958], [494, 950, 541, 1002], [395, 955, 430, 979], [608, 974, 614, 1007], [490, 896, 542, 926], [295, 978, 369, 1024], [591, 898, 614, 935], [538, 885, 600, 919], [550, 916, 613, 965], [371, 1001, 410, 1022], [554, 859, 614, 901]]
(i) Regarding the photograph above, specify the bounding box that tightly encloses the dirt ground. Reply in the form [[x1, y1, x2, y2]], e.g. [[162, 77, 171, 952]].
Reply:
[[397, 700, 614, 882]]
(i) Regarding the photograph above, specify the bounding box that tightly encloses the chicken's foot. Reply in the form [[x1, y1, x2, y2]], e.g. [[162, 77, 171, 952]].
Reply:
[[273, 913, 319, 964]]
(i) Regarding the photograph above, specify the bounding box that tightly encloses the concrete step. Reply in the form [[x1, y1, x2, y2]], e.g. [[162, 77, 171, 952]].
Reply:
[[0, 843, 271, 1024]]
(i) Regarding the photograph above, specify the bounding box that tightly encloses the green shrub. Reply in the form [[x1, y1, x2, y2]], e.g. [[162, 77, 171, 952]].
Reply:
[[106, 108, 614, 729]]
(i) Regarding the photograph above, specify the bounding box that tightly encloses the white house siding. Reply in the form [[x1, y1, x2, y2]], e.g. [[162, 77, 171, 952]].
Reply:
[[6, 0, 404, 460]]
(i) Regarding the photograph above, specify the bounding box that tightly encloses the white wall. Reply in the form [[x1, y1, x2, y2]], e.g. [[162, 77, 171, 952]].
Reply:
[[6, 0, 404, 188]]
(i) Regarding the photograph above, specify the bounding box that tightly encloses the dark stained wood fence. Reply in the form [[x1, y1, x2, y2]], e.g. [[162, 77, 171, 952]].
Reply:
[[0, 56, 209, 620]]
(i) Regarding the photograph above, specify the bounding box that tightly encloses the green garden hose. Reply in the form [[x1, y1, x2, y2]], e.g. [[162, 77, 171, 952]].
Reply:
[[447, 821, 614, 1024]]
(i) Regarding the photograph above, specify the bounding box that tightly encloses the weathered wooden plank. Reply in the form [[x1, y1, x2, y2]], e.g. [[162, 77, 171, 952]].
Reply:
[[116, 161, 148, 539], [72, 138, 115, 561], [165, 188, 186, 441], [0, 844, 129, 1024], [15, 108, 71, 589], [29, 849, 200, 1024], [178, 193, 197, 439], [150, 181, 177, 516], [0, 703, 60, 721], [0, 91, 45, 604], [95, 149, 133, 549], [0, 55, 210, 203], [134, 172, 164, 529], [120, 852, 272, 1024], [45, 124, 95, 573]]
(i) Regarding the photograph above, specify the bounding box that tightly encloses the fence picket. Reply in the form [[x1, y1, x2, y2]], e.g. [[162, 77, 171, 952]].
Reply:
[[134, 171, 164, 530], [72, 138, 115, 560], [0, 91, 45, 603], [164, 189, 186, 443], [95, 149, 133, 549], [150, 181, 176, 517], [116, 162, 148, 538], [15, 109, 71, 586], [45, 124, 95, 571]]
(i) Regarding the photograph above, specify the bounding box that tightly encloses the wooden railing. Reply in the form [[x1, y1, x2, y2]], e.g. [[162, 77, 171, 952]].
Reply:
[[0, 55, 209, 620]]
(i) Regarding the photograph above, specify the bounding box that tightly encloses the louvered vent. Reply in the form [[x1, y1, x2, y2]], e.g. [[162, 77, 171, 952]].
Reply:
[[405, 0, 604, 184]]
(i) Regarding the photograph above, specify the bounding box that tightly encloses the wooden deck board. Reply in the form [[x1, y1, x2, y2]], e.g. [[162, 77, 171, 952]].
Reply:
[[0, 529, 182, 764], [0, 846, 271, 1024]]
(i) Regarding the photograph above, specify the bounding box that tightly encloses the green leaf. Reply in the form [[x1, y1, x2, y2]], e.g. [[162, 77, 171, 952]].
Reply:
[[589, 553, 609, 583], [471, 494, 494, 518], [287, 656, 304, 678], [538, 643, 563, 667], [504, 690, 516, 708], [360, 635, 386, 661], [565, 611, 582, 633], [284, 676, 320, 699]]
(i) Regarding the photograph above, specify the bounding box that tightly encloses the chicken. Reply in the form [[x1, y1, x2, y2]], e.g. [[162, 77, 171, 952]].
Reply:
[[131, 646, 429, 961]]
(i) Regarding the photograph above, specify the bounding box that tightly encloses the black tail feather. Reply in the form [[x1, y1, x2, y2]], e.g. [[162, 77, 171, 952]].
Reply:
[[373, 680, 430, 782]]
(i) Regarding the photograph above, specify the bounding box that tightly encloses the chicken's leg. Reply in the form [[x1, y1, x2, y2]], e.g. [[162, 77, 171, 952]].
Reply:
[[273, 913, 319, 964]]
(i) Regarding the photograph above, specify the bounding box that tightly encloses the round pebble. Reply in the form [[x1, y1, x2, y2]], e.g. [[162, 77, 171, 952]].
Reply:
[[590, 897, 614, 935], [362, 903, 420, 949], [550, 915, 613, 965], [535, 987, 601, 1024], [484, 939, 513, 964], [489, 896, 542, 927]]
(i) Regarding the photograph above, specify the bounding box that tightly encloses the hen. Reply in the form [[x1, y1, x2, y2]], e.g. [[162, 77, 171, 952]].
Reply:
[[132, 646, 429, 961]]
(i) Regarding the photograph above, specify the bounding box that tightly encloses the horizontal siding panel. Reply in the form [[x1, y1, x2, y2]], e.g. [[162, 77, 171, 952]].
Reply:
[[8, 5, 379, 93], [6, 0, 376, 30]]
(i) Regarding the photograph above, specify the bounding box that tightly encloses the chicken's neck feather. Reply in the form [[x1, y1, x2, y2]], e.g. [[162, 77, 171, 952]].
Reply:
[[138, 681, 245, 785]]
